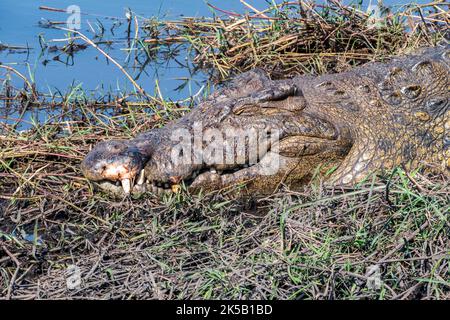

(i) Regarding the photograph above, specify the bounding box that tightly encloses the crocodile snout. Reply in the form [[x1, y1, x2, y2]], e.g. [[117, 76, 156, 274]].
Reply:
[[81, 140, 145, 194]]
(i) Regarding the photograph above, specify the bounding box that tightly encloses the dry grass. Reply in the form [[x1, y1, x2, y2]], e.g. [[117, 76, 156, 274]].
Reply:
[[143, 0, 449, 79], [0, 0, 449, 300]]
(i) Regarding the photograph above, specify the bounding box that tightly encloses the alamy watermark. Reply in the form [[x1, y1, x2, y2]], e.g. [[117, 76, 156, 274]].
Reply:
[[66, 5, 81, 30], [66, 264, 82, 290], [170, 122, 281, 175], [366, 1, 383, 28], [366, 264, 382, 290]]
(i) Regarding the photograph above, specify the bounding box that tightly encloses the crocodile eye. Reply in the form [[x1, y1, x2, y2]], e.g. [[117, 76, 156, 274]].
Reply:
[[401, 85, 422, 99]]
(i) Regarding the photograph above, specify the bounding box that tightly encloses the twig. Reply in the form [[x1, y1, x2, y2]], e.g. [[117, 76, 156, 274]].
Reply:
[[2, 245, 21, 300]]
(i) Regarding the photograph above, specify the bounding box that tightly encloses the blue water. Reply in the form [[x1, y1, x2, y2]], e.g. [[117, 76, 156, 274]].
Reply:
[[0, 0, 430, 107]]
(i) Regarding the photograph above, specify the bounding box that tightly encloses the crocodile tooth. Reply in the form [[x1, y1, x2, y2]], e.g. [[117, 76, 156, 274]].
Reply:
[[121, 178, 131, 194], [137, 170, 145, 185], [210, 168, 217, 173]]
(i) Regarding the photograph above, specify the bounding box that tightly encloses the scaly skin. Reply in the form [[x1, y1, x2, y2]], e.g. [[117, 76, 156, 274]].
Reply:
[[81, 46, 449, 197]]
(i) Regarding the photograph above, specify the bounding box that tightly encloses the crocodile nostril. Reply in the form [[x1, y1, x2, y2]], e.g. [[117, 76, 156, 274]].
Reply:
[[99, 164, 107, 173]]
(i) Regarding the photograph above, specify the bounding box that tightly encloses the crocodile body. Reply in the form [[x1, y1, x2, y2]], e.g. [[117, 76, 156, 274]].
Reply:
[[81, 45, 449, 196]]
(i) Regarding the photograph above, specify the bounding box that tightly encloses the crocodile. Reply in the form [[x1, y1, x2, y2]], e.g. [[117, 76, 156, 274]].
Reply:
[[81, 45, 449, 197]]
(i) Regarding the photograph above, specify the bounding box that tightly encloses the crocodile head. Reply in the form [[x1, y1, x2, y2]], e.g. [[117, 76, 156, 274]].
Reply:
[[82, 80, 350, 196]]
